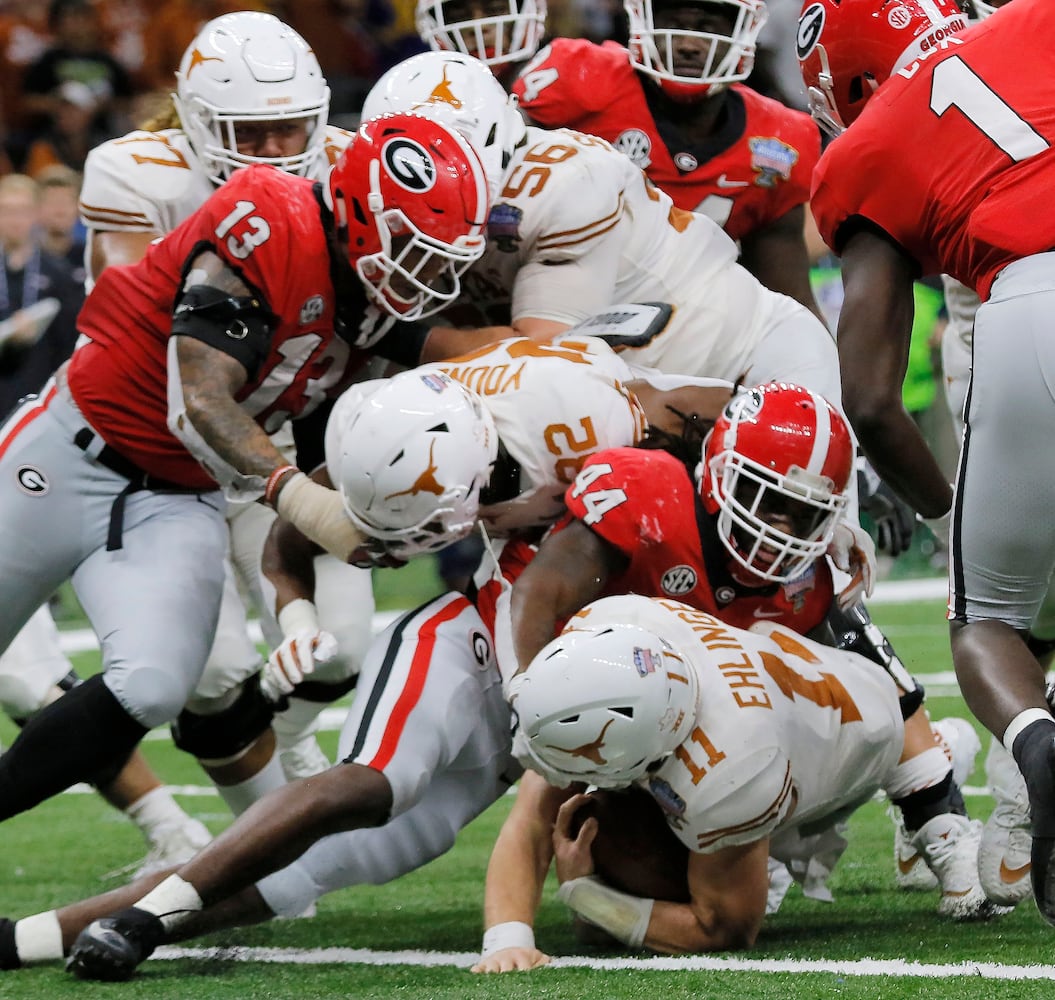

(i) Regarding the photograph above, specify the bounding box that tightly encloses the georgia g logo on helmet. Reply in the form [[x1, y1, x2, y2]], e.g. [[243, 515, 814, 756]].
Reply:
[[383, 138, 437, 193], [796, 2, 826, 60]]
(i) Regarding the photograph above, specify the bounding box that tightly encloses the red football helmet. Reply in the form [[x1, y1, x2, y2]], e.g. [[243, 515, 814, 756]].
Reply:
[[327, 112, 490, 320], [797, 0, 969, 136], [626, 0, 768, 103], [699, 382, 854, 583]]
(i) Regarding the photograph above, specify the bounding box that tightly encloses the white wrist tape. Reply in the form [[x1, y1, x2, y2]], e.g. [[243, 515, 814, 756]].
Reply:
[[481, 920, 536, 956], [277, 597, 321, 637], [1003, 708, 1055, 755], [556, 875, 653, 948], [136, 873, 204, 932], [275, 472, 363, 563], [14, 911, 63, 964]]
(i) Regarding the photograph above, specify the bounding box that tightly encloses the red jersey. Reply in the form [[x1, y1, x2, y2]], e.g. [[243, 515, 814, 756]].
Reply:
[[811, 0, 1055, 301], [513, 38, 819, 241], [564, 447, 834, 631], [67, 165, 375, 486]]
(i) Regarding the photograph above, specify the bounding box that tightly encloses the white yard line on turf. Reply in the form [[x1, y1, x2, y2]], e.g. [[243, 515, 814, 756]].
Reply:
[[152, 946, 1055, 979]]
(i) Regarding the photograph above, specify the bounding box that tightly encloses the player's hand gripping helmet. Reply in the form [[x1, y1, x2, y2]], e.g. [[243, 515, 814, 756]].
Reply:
[[699, 382, 854, 583], [797, 0, 969, 137], [515, 620, 698, 788], [328, 112, 490, 320], [361, 51, 526, 202], [626, 0, 768, 102], [416, 0, 547, 71], [324, 370, 499, 561], [174, 11, 330, 185]]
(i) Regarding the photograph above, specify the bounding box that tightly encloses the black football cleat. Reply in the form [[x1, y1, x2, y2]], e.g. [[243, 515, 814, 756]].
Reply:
[[66, 907, 164, 981], [1032, 834, 1055, 927]]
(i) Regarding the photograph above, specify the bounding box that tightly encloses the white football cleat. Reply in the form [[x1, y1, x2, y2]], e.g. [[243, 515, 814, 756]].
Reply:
[[978, 738, 1033, 907], [892, 808, 939, 890], [134, 818, 213, 879], [911, 813, 1004, 920]]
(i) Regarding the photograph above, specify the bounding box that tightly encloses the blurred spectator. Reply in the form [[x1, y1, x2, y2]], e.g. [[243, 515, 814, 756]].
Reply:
[[284, 0, 388, 119], [139, 0, 269, 93], [0, 173, 83, 418], [23, 80, 111, 176], [34, 163, 86, 285], [752, 0, 810, 109], [96, 0, 154, 90], [21, 0, 135, 142], [0, 0, 53, 168]]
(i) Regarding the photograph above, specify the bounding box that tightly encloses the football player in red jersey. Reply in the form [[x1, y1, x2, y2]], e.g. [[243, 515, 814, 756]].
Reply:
[[510, 0, 823, 320], [0, 112, 491, 826], [473, 383, 993, 971], [800, 0, 1055, 926]]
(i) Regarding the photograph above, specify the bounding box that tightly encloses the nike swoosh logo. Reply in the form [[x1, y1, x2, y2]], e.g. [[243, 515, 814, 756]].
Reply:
[[716, 173, 750, 188], [753, 608, 784, 619], [1000, 858, 1031, 883], [898, 853, 924, 875]]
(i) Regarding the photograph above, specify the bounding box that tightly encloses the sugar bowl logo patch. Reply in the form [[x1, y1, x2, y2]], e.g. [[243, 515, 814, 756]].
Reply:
[[488, 203, 524, 253], [16, 465, 48, 495], [661, 564, 698, 596], [749, 136, 799, 188]]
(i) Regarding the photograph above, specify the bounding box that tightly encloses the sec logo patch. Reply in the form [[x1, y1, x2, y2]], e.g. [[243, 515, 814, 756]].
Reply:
[[661, 565, 697, 596]]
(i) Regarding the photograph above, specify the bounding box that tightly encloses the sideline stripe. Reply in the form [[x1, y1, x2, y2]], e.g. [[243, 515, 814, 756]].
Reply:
[[153, 945, 1055, 979]]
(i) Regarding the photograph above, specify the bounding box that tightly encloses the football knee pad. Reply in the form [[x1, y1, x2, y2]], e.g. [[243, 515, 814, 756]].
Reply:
[[171, 677, 275, 762]]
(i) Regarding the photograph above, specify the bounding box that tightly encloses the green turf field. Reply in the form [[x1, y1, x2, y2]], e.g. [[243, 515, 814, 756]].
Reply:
[[2, 589, 1053, 1000]]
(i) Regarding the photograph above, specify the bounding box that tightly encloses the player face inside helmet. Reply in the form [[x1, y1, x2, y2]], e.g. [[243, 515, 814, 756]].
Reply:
[[516, 620, 699, 788], [327, 112, 491, 321], [796, 0, 969, 137], [174, 11, 331, 185], [324, 371, 499, 563], [626, 0, 768, 102], [699, 383, 854, 584], [416, 0, 547, 72]]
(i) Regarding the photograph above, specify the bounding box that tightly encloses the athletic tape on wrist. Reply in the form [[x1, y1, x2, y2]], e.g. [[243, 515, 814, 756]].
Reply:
[[14, 912, 63, 964], [277, 598, 321, 637], [481, 920, 535, 956], [556, 875, 653, 948]]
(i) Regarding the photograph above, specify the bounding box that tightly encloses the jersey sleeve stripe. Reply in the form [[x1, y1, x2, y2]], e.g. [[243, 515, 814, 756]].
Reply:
[[79, 204, 154, 228], [536, 201, 624, 250], [354, 595, 469, 772], [693, 762, 793, 851], [0, 383, 58, 463]]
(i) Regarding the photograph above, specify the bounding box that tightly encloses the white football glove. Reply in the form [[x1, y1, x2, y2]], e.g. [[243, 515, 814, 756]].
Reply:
[[260, 598, 338, 703], [826, 521, 876, 611]]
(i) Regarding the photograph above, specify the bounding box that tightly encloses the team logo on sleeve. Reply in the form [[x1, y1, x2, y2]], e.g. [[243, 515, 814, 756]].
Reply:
[[299, 295, 326, 324], [749, 137, 799, 189], [648, 776, 687, 820], [614, 129, 652, 169], [661, 565, 698, 596], [382, 138, 436, 193], [471, 629, 492, 668]]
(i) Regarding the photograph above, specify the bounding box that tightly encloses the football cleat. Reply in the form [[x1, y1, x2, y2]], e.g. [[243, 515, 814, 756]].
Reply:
[[134, 818, 213, 880], [911, 813, 1004, 920], [892, 808, 939, 891], [765, 858, 794, 914], [978, 738, 1032, 907], [67, 908, 164, 981]]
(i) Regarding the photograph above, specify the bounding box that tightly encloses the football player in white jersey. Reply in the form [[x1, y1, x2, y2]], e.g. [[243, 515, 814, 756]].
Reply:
[[3, 11, 373, 849], [361, 50, 841, 404], [502, 594, 907, 955]]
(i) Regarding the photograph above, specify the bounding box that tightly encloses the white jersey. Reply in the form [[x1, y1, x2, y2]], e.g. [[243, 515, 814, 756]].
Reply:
[[423, 336, 648, 534], [572, 595, 904, 855], [79, 124, 354, 274], [446, 125, 785, 383]]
